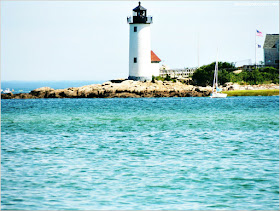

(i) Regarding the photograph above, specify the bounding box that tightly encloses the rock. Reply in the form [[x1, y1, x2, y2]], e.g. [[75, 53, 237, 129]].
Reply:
[[247, 86, 254, 90], [102, 81, 112, 86], [227, 83, 240, 91], [7, 80, 279, 99], [1, 93, 13, 99], [155, 80, 163, 85], [224, 82, 233, 86], [196, 86, 212, 92], [195, 87, 200, 92], [31, 87, 54, 92], [15, 93, 36, 99], [110, 78, 127, 83], [120, 80, 134, 85], [114, 92, 140, 98], [30, 87, 54, 97]]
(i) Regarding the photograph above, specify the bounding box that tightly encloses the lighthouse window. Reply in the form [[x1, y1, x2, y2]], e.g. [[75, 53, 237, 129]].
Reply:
[[134, 57, 137, 63], [134, 26, 137, 32]]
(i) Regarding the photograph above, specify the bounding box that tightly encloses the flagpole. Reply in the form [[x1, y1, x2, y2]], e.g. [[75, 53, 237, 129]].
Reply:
[[255, 30, 257, 68]]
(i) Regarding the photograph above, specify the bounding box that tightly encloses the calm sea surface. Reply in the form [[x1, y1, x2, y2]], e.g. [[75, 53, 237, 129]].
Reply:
[[1, 97, 279, 210]]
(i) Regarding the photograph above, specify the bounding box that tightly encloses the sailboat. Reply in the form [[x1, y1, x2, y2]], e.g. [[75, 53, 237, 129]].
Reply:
[[210, 53, 227, 98]]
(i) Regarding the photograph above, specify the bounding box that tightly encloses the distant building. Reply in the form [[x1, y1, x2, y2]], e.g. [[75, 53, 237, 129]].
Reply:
[[159, 68, 196, 79], [159, 64, 170, 71], [151, 50, 161, 77], [263, 34, 279, 68]]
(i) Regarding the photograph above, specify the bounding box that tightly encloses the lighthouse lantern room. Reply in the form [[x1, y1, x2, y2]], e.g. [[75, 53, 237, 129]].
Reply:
[[127, 2, 154, 81]]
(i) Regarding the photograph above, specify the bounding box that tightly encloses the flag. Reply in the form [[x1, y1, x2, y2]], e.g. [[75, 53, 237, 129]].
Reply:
[[256, 30, 263, 37], [258, 44, 261, 48]]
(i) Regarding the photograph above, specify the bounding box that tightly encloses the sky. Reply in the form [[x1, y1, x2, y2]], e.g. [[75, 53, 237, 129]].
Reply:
[[1, 1, 279, 81]]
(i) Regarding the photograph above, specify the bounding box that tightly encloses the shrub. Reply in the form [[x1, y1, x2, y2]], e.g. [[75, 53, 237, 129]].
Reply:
[[152, 75, 176, 83], [192, 62, 279, 86], [192, 62, 236, 86]]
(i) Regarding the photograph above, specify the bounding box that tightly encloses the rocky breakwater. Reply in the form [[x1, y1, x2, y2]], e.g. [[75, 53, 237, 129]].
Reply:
[[1, 79, 212, 99]]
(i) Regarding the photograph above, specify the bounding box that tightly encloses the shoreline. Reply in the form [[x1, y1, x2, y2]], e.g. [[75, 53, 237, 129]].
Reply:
[[1, 79, 279, 99], [222, 89, 279, 96]]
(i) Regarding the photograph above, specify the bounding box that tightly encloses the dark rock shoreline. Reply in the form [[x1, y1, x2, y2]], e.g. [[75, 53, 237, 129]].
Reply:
[[1, 79, 212, 99]]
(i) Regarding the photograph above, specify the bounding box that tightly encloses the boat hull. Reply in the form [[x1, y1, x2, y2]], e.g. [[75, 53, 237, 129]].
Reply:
[[210, 93, 227, 98]]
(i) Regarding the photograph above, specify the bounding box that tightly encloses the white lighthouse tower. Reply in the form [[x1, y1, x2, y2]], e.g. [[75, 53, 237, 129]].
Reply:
[[127, 2, 153, 81]]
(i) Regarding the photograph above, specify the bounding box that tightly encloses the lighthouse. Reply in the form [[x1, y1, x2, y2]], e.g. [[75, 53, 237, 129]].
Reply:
[[127, 2, 154, 81]]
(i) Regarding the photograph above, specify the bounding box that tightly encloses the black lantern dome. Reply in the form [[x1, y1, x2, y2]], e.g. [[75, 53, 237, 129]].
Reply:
[[127, 2, 153, 24], [133, 1, 147, 13]]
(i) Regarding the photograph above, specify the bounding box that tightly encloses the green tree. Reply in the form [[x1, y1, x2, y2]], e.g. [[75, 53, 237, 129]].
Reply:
[[192, 62, 235, 86], [191, 62, 279, 86]]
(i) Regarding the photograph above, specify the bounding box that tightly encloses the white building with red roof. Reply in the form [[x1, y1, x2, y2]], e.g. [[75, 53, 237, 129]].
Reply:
[[151, 50, 161, 77]]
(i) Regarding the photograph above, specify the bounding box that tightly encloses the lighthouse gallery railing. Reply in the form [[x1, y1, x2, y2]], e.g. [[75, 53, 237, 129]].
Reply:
[[127, 16, 153, 24]]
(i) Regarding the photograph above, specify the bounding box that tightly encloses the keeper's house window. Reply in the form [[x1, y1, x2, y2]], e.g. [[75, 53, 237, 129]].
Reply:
[[134, 26, 137, 32], [134, 57, 137, 63]]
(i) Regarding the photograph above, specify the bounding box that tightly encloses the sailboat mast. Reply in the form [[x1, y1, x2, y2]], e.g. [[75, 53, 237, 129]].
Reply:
[[212, 65, 216, 93], [216, 60, 218, 89], [197, 33, 200, 68], [212, 49, 219, 93]]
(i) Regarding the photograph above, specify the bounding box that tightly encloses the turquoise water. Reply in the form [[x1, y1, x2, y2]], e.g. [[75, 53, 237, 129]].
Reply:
[[1, 96, 279, 210]]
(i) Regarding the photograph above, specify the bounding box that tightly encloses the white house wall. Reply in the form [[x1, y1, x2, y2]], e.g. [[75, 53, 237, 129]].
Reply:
[[151, 63, 160, 77]]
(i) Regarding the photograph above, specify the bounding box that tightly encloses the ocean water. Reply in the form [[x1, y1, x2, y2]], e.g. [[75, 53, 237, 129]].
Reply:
[[1, 80, 106, 93], [1, 96, 279, 210]]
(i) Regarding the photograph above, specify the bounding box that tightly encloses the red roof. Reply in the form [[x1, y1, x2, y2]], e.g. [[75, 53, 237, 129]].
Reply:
[[151, 50, 161, 62]]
